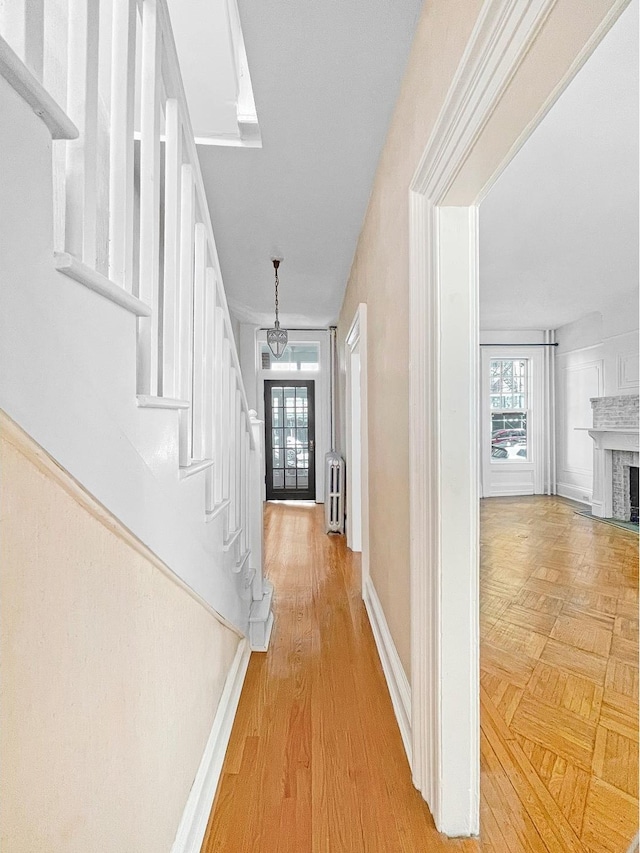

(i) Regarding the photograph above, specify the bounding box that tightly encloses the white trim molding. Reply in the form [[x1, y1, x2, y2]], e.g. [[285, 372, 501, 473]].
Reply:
[[407, 0, 629, 837], [363, 576, 412, 765], [345, 304, 370, 590], [617, 352, 640, 391], [170, 639, 251, 853], [556, 482, 592, 505]]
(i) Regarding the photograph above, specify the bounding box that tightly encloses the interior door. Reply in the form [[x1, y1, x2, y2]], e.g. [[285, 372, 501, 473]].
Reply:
[[264, 380, 316, 501]]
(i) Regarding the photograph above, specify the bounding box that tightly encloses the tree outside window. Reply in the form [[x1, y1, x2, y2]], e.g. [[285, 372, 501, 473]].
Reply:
[[490, 359, 528, 461]]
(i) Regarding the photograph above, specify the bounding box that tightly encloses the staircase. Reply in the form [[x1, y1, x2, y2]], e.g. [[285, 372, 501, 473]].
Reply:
[[0, 0, 272, 647]]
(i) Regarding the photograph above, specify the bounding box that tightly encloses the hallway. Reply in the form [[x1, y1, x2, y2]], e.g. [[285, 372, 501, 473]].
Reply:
[[203, 498, 638, 852], [202, 502, 477, 852]]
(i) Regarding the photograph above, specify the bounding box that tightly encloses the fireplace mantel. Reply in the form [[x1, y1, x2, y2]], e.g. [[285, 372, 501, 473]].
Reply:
[[585, 428, 639, 452], [577, 427, 639, 518]]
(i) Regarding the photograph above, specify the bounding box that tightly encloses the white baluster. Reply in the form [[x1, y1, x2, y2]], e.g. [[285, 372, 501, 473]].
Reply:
[[228, 367, 237, 531], [240, 410, 247, 551], [162, 99, 181, 395], [45, 0, 71, 253], [235, 389, 242, 533], [65, 0, 100, 266], [1, 0, 44, 80], [204, 268, 216, 511], [221, 338, 231, 501], [109, 0, 136, 291], [243, 426, 250, 553], [177, 164, 194, 466], [213, 306, 225, 505], [137, 0, 161, 395], [192, 222, 207, 459]]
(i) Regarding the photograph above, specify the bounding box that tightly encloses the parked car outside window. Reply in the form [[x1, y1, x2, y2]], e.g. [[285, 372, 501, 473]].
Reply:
[[491, 445, 527, 460], [491, 428, 526, 446]]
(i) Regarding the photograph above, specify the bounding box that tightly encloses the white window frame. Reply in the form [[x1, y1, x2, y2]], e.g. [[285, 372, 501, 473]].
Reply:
[[480, 346, 544, 497], [489, 356, 530, 464]]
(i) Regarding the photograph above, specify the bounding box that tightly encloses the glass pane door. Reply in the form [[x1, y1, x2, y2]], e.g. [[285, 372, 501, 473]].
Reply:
[[264, 380, 316, 500]]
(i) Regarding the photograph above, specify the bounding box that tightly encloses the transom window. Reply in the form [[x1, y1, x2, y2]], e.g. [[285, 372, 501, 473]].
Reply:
[[260, 343, 320, 372], [490, 358, 529, 462]]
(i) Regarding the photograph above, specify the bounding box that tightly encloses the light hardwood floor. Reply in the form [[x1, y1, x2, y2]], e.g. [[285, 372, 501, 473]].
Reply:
[[202, 497, 638, 852]]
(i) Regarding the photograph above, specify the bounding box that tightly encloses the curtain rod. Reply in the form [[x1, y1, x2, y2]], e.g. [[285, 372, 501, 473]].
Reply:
[[480, 342, 558, 347], [259, 327, 329, 332]]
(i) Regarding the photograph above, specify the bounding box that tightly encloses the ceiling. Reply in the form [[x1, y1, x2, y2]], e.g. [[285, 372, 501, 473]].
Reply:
[[479, 0, 639, 332], [195, 0, 422, 327]]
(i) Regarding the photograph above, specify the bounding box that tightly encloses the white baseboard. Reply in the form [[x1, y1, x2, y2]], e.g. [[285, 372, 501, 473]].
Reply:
[[362, 575, 412, 767], [485, 487, 534, 497], [557, 482, 592, 505], [171, 639, 251, 853]]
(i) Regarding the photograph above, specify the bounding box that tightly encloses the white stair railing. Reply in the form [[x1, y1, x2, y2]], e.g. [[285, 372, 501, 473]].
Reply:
[[0, 0, 271, 641]]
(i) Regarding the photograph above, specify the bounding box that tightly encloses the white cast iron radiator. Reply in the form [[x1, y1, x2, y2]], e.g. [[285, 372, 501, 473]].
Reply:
[[324, 451, 345, 533]]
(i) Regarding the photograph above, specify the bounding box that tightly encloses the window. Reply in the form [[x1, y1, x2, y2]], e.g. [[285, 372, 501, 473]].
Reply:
[[489, 358, 529, 461], [260, 343, 320, 372]]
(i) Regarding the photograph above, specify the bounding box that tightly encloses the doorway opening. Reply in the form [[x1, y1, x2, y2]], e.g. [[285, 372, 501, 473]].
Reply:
[[264, 380, 316, 501], [408, 0, 634, 837]]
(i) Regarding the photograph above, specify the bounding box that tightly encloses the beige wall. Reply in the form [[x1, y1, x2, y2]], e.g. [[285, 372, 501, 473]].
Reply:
[[1, 415, 240, 853], [337, 0, 625, 679], [337, 1, 483, 677]]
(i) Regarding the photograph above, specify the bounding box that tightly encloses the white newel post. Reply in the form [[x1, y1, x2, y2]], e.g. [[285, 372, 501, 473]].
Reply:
[[248, 410, 274, 651]]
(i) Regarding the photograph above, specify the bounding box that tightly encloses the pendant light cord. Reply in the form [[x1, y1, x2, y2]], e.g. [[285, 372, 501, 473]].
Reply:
[[272, 258, 281, 328]]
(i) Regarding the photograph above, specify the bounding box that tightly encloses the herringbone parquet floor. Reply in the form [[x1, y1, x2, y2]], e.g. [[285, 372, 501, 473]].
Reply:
[[480, 496, 639, 853]]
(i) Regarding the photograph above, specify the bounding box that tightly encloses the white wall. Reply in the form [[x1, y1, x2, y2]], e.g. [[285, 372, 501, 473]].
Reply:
[[555, 304, 639, 504], [0, 71, 249, 632]]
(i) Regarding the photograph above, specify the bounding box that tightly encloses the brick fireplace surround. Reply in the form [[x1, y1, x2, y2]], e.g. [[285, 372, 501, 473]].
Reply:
[[588, 395, 639, 521]]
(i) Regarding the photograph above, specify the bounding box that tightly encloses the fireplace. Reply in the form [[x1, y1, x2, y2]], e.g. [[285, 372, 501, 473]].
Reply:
[[587, 395, 639, 522]]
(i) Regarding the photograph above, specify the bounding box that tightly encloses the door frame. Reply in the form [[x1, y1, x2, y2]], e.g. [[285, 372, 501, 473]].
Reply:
[[345, 304, 369, 589], [264, 379, 316, 501], [256, 330, 330, 503], [407, 0, 629, 836]]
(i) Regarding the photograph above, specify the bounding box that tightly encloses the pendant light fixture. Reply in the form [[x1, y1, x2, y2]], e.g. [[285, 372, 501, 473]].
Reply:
[[267, 258, 288, 359]]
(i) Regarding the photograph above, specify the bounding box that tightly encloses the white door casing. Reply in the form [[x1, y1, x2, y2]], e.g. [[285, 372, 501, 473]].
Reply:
[[408, 0, 630, 836], [255, 329, 330, 503], [346, 304, 369, 589], [347, 351, 362, 551]]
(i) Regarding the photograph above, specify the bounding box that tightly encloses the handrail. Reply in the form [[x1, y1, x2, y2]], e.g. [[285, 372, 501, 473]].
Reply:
[[0, 0, 263, 605], [0, 34, 78, 139]]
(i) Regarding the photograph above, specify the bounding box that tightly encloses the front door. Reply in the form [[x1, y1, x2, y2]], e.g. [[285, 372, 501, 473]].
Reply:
[[264, 380, 316, 501]]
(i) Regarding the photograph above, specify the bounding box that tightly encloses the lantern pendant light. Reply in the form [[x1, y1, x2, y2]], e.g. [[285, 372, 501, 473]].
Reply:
[[267, 258, 288, 359]]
